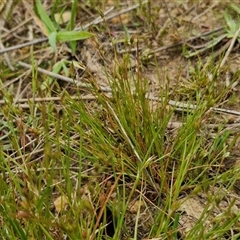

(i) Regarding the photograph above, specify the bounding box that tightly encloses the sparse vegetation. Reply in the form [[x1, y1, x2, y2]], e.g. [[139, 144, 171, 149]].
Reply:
[[1, 1, 240, 239]]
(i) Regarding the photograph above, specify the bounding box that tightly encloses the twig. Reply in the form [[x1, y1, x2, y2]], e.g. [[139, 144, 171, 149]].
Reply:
[[154, 27, 224, 53], [118, 27, 224, 54], [220, 25, 240, 69], [163, 0, 183, 42], [1, 18, 32, 39], [75, 0, 149, 31], [148, 96, 240, 117], [0, 38, 47, 54], [167, 121, 240, 133], [0, 40, 14, 70], [17, 61, 111, 92], [192, 2, 218, 22], [0, 95, 96, 105], [94, 0, 148, 25]]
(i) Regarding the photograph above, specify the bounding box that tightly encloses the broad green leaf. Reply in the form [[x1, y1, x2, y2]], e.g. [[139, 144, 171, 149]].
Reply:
[[56, 31, 94, 42], [205, 34, 228, 48], [224, 10, 240, 41], [72, 60, 85, 70], [184, 34, 227, 58], [224, 11, 237, 34], [69, 41, 77, 54], [66, 0, 77, 31], [34, 0, 56, 34], [230, 3, 240, 15], [48, 32, 57, 52], [61, 60, 69, 76], [41, 60, 68, 90]]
